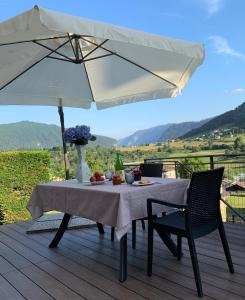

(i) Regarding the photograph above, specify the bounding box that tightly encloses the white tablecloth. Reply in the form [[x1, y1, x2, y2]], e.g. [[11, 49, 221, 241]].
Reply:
[[27, 178, 189, 240]]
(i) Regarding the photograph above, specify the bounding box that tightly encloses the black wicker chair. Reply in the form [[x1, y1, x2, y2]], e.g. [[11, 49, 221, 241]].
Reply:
[[111, 163, 163, 247], [147, 167, 234, 297], [139, 163, 163, 178]]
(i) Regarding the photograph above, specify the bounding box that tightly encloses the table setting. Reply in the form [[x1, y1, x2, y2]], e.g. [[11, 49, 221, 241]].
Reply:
[[27, 129, 190, 282]]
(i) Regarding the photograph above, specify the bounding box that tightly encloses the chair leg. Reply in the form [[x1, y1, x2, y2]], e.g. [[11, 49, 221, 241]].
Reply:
[[141, 219, 146, 230], [147, 224, 154, 276], [177, 235, 182, 261], [218, 222, 234, 273], [187, 236, 203, 297], [132, 220, 136, 249], [96, 222, 104, 234], [111, 227, 115, 241]]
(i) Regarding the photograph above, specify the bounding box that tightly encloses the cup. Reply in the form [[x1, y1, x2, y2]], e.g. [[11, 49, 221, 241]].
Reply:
[[112, 175, 121, 185], [105, 171, 113, 181], [133, 168, 142, 181], [125, 171, 134, 184]]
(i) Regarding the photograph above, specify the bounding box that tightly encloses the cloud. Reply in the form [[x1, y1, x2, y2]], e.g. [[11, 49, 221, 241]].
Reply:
[[226, 88, 245, 94], [203, 0, 224, 15], [209, 35, 245, 59]]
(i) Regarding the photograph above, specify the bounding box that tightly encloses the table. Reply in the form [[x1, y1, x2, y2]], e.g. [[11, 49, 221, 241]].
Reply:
[[28, 177, 189, 281]]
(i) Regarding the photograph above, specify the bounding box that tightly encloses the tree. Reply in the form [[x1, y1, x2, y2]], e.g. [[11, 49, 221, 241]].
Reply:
[[178, 158, 203, 179], [234, 136, 245, 152]]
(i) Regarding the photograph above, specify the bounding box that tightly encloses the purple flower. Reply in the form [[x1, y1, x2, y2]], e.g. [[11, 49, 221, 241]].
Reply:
[[64, 125, 96, 145], [64, 127, 77, 143]]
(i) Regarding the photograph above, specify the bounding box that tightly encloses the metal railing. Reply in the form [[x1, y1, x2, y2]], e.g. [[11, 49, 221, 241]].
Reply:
[[129, 154, 245, 224]]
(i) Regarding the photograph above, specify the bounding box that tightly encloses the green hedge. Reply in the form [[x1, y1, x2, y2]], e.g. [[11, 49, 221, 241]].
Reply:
[[0, 151, 50, 223]]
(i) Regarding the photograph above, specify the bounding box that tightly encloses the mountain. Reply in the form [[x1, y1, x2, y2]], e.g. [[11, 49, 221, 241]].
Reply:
[[118, 124, 171, 147], [0, 121, 117, 150], [158, 120, 209, 141], [118, 119, 209, 146], [182, 102, 245, 139]]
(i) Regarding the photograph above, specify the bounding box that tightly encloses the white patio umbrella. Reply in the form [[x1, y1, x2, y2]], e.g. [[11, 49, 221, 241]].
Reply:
[[0, 6, 205, 177]]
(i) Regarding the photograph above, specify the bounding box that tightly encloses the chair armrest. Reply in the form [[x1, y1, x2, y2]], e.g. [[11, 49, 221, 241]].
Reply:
[[147, 198, 187, 220]]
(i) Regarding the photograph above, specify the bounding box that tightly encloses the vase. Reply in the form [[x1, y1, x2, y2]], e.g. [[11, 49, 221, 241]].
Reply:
[[75, 145, 91, 183]]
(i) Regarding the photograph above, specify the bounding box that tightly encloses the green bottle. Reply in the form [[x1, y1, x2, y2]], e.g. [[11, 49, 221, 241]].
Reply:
[[115, 153, 125, 181], [115, 153, 124, 171]]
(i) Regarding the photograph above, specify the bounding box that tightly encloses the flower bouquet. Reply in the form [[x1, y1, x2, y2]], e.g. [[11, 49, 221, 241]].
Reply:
[[64, 125, 96, 182], [64, 125, 96, 145]]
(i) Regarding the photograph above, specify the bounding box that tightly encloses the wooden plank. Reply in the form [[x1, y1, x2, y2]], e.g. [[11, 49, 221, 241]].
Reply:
[[0, 275, 25, 300], [43, 231, 212, 299], [3, 220, 245, 300], [8, 222, 178, 300], [126, 230, 245, 285], [23, 221, 245, 298], [21, 264, 85, 300], [0, 232, 47, 264], [121, 225, 245, 268], [0, 255, 16, 275], [0, 240, 32, 269], [71, 225, 245, 273], [48, 254, 171, 300], [12, 223, 200, 300], [4, 224, 153, 300], [37, 260, 117, 300], [224, 223, 245, 232], [64, 229, 244, 300], [50, 241, 201, 300], [4, 269, 54, 300]]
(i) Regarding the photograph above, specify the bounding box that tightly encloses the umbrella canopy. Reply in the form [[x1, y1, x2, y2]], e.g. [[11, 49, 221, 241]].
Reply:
[[0, 6, 204, 110]]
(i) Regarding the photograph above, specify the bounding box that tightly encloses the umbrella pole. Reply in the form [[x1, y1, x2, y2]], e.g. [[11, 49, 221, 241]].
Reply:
[[57, 101, 69, 180]]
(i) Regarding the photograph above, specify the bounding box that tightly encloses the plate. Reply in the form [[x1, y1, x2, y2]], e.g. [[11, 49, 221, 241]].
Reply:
[[90, 179, 109, 185], [90, 180, 106, 185], [132, 180, 154, 186]]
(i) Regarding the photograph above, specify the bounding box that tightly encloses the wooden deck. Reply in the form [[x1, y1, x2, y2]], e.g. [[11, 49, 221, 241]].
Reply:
[[0, 221, 244, 300]]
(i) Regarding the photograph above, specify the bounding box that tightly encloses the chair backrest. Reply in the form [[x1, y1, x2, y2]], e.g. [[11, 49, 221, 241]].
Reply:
[[186, 167, 224, 231], [139, 163, 163, 178]]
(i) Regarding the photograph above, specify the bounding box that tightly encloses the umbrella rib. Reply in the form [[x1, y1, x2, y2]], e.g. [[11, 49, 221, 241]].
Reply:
[[33, 41, 74, 63], [178, 57, 194, 89], [0, 35, 70, 46], [80, 37, 178, 89], [67, 34, 76, 57], [78, 42, 95, 102], [82, 53, 113, 62], [81, 39, 109, 60], [0, 38, 72, 91], [47, 56, 72, 63]]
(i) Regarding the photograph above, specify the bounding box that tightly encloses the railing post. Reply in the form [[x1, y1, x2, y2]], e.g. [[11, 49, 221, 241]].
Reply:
[[174, 161, 178, 178], [210, 156, 214, 169]]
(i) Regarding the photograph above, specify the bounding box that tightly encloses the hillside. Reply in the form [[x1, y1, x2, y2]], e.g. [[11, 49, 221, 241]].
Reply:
[[118, 124, 171, 147], [182, 102, 245, 138], [0, 121, 116, 150], [118, 119, 209, 146]]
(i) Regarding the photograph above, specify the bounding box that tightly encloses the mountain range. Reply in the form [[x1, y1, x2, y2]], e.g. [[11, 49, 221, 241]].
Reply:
[[0, 102, 244, 149], [118, 119, 209, 146], [182, 102, 245, 138], [0, 121, 117, 150]]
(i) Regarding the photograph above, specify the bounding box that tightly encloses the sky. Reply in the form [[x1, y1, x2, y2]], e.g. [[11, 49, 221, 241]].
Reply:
[[0, 0, 245, 139]]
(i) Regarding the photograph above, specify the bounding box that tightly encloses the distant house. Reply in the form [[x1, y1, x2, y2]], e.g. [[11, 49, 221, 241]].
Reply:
[[226, 181, 245, 192]]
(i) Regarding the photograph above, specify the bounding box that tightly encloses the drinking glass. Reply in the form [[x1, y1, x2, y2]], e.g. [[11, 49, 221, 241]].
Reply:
[[105, 171, 113, 181], [125, 171, 134, 184]]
